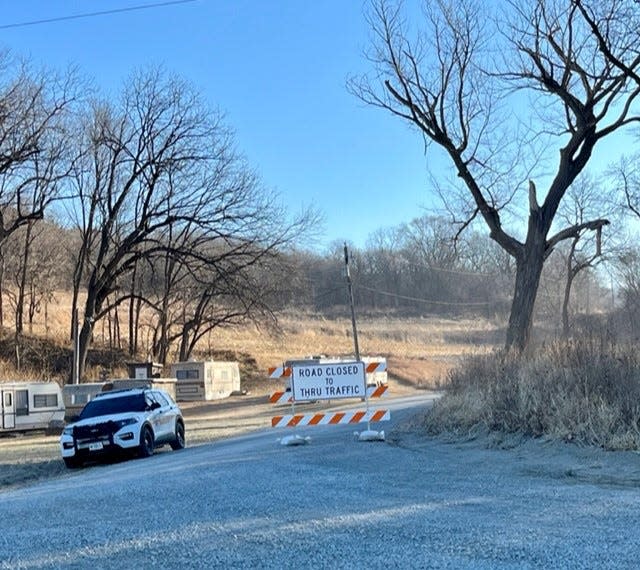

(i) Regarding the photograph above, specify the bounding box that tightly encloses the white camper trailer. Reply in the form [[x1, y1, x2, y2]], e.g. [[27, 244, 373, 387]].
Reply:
[[170, 361, 241, 401], [0, 381, 65, 433]]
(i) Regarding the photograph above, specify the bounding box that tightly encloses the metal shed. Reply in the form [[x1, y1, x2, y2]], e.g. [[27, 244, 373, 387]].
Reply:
[[169, 361, 241, 401], [62, 382, 106, 420], [126, 362, 164, 379]]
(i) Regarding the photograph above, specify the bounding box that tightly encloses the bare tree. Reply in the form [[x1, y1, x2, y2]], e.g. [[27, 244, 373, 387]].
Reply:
[[0, 57, 77, 238], [27, 220, 71, 335], [350, 0, 640, 351], [613, 156, 640, 222], [67, 68, 316, 379], [0, 55, 78, 329], [552, 174, 623, 336], [173, 254, 279, 362], [610, 247, 640, 337], [398, 216, 463, 309], [66, 69, 226, 378], [361, 227, 404, 309], [2, 216, 71, 366]]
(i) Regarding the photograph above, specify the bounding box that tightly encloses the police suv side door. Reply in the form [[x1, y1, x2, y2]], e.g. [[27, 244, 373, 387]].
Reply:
[[145, 392, 166, 440], [151, 391, 176, 441]]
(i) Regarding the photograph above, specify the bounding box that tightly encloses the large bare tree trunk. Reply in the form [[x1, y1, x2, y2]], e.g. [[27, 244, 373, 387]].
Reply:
[[78, 317, 93, 382], [0, 245, 4, 328], [157, 302, 170, 365], [507, 245, 545, 352], [76, 280, 101, 382], [15, 222, 34, 336], [128, 261, 141, 356], [156, 254, 174, 365], [128, 265, 136, 356]]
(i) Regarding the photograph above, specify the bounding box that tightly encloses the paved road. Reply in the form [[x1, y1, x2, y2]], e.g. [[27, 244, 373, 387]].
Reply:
[[1, 393, 639, 569]]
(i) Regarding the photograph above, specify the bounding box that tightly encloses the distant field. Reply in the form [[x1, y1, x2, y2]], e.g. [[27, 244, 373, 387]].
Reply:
[[210, 313, 502, 393], [0, 290, 502, 389]]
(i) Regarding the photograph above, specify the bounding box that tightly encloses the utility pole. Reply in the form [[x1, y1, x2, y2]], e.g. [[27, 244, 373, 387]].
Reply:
[[344, 243, 380, 438], [71, 308, 80, 385], [343, 243, 360, 361]]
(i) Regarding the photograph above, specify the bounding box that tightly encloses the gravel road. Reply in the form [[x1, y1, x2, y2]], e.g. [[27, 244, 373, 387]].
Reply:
[[1, 393, 639, 569]]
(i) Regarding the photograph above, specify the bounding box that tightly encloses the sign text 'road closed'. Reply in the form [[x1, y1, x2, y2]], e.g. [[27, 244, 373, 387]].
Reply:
[[291, 362, 366, 402]]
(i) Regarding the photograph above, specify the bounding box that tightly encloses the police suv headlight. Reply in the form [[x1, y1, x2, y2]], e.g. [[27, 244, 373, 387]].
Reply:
[[62, 426, 74, 436], [114, 418, 137, 430]]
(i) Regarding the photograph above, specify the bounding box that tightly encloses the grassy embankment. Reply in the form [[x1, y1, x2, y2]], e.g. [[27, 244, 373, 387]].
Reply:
[[423, 336, 640, 450]]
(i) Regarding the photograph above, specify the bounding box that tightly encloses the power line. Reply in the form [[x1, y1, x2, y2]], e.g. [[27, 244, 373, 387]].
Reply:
[[357, 284, 496, 307], [312, 286, 345, 301], [395, 256, 500, 277], [0, 0, 197, 30]]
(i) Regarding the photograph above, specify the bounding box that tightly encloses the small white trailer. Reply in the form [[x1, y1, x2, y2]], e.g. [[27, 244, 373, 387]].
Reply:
[[170, 361, 241, 401], [0, 381, 65, 433], [62, 382, 107, 421]]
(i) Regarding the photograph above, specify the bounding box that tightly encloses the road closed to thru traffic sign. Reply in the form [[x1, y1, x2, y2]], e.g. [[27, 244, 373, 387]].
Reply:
[[291, 361, 366, 402]]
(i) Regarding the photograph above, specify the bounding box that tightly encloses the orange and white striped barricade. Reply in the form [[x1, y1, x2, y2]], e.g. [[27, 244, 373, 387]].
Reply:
[[271, 408, 390, 428], [267, 360, 391, 441], [268, 366, 292, 379], [364, 360, 387, 374]]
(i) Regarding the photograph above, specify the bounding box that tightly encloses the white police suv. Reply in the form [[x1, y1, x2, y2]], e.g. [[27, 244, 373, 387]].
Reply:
[[60, 388, 185, 468]]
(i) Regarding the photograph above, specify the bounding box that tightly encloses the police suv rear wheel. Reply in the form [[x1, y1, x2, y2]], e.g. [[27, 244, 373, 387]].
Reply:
[[170, 421, 186, 450]]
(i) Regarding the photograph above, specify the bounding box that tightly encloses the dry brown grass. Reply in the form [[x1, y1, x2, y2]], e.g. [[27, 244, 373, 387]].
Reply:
[[15, 290, 77, 344], [0, 291, 503, 392], [210, 314, 480, 365], [424, 338, 640, 450], [204, 313, 499, 393]]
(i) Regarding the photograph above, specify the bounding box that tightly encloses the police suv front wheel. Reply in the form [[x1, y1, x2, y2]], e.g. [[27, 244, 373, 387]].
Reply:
[[63, 456, 83, 469], [139, 425, 154, 458]]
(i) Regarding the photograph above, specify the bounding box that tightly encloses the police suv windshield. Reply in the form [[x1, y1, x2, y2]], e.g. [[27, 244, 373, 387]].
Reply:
[[79, 393, 147, 420]]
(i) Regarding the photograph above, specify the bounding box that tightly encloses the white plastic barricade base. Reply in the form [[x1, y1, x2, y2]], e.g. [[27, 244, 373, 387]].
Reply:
[[278, 434, 312, 446], [355, 429, 386, 442]]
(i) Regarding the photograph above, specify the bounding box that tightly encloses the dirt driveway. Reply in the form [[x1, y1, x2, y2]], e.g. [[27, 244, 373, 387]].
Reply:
[[0, 382, 417, 490]]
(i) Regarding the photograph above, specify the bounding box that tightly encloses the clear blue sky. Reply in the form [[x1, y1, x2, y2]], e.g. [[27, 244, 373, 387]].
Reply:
[[0, 0, 434, 251], [1, 1, 633, 253]]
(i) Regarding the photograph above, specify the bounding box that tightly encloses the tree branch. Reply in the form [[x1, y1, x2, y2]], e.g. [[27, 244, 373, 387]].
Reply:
[[546, 218, 609, 254]]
